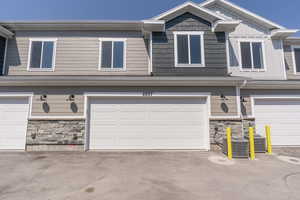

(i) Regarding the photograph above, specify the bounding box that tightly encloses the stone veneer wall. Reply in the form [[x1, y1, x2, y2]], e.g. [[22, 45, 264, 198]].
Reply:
[[209, 119, 255, 145], [26, 120, 85, 151]]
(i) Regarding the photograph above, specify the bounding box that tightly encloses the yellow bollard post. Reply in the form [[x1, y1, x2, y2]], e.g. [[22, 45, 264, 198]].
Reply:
[[226, 127, 233, 160], [265, 125, 272, 154], [248, 127, 255, 160]]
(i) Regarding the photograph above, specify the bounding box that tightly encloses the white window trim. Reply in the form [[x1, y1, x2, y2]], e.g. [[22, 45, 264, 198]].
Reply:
[[291, 45, 300, 75], [173, 31, 205, 68], [98, 38, 127, 71], [238, 39, 266, 72], [27, 38, 57, 72]]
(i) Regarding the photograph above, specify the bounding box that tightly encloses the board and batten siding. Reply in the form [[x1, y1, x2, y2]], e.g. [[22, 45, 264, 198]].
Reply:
[[0, 86, 238, 117], [4, 31, 149, 76], [152, 13, 227, 76], [0, 36, 6, 75]]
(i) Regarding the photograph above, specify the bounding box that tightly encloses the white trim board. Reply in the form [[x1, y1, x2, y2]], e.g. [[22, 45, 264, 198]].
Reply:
[[2, 37, 8, 75], [200, 0, 285, 29], [27, 38, 57, 72], [98, 38, 127, 72], [238, 39, 267, 72], [84, 92, 211, 151], [249, 95, 300, 118], [291, 45, 300, 75], [173, 31, 205, 68], [152, 1, 225, 21]]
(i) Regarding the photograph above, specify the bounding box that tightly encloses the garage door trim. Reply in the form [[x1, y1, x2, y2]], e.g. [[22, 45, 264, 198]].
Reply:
[[250, 95, 300, 118], [0, 92, 33, 150], [84, 92, 211, 151]]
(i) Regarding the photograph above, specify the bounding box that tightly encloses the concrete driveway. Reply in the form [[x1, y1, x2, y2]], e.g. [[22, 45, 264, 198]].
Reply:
[[0, 149, 300, 200]]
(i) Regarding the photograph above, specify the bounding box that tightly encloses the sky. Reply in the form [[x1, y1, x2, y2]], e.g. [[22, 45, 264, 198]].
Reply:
[[0, 0, 299, 36]]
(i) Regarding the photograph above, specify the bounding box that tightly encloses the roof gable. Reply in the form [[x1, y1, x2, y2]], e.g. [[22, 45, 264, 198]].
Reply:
[[200, 0, 285, 30], [152, 1, 225, 23]]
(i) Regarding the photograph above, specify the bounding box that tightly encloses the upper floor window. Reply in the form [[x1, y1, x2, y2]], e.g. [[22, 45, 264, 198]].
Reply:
[[239, 41, 265, 71], [174, 31, 205, 67], [99, 38, 126, 70], [28, 38, 57, 71], [292, 46, 300, 73]]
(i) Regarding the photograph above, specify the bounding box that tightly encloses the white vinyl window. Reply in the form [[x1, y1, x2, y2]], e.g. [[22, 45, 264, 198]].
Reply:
[[174, 31, 205, 67], [27, 38, 57, 71], [239, 41, 265, 71], [99, 38, 126, 70], [292, 46, 300, 74]]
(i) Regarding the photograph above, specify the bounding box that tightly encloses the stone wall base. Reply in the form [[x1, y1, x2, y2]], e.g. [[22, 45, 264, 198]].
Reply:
[[210, 119, 255, 145], [27, 120, 85, 145], [26, 145, 84, 152]]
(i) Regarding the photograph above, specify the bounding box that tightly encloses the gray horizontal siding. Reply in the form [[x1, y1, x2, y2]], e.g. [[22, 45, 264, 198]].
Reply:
[[0, 37, 6, 75], [152, 13, 227, 76], [5, 31, 149, 76]]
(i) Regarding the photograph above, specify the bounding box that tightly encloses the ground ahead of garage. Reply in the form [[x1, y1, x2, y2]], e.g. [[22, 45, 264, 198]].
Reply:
[[0, 148, 300, 200]]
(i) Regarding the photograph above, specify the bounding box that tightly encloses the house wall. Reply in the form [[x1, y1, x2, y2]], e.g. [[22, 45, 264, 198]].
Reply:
[[4, 31, 149, 76], [0, 86, 238, 117], [283, 41, 300, 80], [152, 13, 227, 76], [0, 36, 6, 75], [206, 3, 286, 80], [240, 89, 300, 117]]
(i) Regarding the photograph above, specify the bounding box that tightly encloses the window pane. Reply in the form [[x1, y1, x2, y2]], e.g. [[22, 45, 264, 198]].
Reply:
[[113, 41, 124, 68], [240, 42, 252, 68], [252, 42, 264, 69], [41, 42, 54, 69], [190, 35, 201, 64], [295, 48, 300, 73], [101, 41, 112, 68], [30, 41, 42, 68], [177, 35, 189, 64]]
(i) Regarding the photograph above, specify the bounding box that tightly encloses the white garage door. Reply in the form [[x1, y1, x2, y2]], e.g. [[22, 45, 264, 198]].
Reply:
[[255, 99, 300, 146], [89, 97, 208, 150], [0, 98, 29, 150]]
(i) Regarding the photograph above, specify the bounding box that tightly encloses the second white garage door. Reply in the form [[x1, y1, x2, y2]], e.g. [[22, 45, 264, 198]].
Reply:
[[255, 99, 300, 146], [88, 97, 209, 150], [0, 97, 29, 150]]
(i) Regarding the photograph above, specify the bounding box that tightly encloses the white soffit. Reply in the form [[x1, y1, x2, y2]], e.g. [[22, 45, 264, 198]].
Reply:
[[271, 29, 299, 39]]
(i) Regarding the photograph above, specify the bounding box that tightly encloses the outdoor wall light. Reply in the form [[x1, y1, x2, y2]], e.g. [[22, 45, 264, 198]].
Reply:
[[240, 96, 247, 103], [220, 93, 228, 101], [67, 94, 75, 102], [40, 94, 47, 102]]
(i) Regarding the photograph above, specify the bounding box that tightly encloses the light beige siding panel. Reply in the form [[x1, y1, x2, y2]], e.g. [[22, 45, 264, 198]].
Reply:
[[0, 86, 238, 117], [5, 31, 149, 76]]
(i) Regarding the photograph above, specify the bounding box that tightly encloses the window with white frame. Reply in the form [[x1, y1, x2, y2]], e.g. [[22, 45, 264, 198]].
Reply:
[[99, 39, 126, 70], [28, 39, 56, 70], [174, 32, 205, 67], [240, 41, 265, 70], [293, 46, 300, 73]]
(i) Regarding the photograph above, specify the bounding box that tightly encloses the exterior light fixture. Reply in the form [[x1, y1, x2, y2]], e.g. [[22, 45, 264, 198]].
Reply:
[[67, 94, 75, 101], [40, 94, 47, 101]]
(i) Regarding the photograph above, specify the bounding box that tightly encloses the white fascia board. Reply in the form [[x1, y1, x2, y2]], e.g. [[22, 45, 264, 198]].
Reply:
[[152, 1, 225, 21], [212, 20, 241, 32], [271, 29, 299, 39], [0, 26, 14, 38], [200, 0, 286, 29]]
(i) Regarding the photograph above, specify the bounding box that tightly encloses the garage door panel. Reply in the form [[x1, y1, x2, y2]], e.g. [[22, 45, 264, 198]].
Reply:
[[89, 97, 208, 150], [0, 98, 29, 150], [255, 99, 300, 146]]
